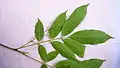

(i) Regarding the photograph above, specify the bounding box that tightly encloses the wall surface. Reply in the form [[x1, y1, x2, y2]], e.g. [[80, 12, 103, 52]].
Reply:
[[0, 0, 120, 68]]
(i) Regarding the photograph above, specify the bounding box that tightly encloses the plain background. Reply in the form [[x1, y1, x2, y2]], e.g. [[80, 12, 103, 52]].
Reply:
[[0, 0, 120, 68]]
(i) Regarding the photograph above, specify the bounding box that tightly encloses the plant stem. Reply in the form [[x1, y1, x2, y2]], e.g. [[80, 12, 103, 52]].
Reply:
[[17, 37, 62, 49], [0, 44, 54, 68], [17, 28, 49, 50], [16, 38, 35, 49]]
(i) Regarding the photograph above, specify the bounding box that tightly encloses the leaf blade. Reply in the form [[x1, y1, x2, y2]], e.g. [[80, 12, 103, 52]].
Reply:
[[38, 45, 48, 62], [47, 51, 59, 61], [55, 60, 78, 68], [55, 59, 105, 68], [62, 4, 89, 36], [35, 19, 44, 41], [49, 11, 67, 38], [69, 29, 113, 44], [51, 41, 76, 60], [77, 59, 105, 68], [63, 39, 85, 57]]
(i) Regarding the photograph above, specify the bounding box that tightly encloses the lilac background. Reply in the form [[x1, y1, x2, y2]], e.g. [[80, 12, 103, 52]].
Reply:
[[0, 0, 120, 68]]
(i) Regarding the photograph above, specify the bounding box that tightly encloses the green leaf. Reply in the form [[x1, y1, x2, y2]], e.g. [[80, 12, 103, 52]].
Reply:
[[38, 45, 59, 62], [38, 45, 48, 62], [41, 64, 48, 68], [74, 59, 105, 68], [62, 4, 89, 36], [49, 11, 67, 38], [35, 19, 44, 41], [55, 60, 78, 68], [63, 39, 85, 58], [55, 59, 105, 68], [69, 29, 113, 44], [51, 41, 76, 60], [47, 51, 59, 61]]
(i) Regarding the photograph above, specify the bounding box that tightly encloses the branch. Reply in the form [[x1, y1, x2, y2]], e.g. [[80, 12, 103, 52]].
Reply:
[[16, 28, 50, 50], [17, 37, 62, 49], [16, 37, 35, 49], [0, 44, 54, 68]]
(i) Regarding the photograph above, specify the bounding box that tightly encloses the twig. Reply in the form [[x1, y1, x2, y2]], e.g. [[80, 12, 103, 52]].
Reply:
[[17, 27, 50, 50], [16, 38, 35, 49], [0, 44, 54, 68], [17, 37, 62, 49]]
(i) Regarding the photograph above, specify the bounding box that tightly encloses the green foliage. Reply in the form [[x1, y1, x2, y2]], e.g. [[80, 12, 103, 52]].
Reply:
[[51, 41, 76, 60], [33, 4, 113, 68], [35, 19, 44, 41], [63, 39, 85, 57], [47, 51, 59, 61], [55, 60, 78, 68], [38, 45, 59, 62], [41, 64, 48, 68], [38, 45, 48, 62], [49, 11, 67, 38], [69, 29, 112, 44], [0, 3, 114, 68], [55, 59, 105, 68], [62, 4, 89, 36], [75, 59, 106, 68]]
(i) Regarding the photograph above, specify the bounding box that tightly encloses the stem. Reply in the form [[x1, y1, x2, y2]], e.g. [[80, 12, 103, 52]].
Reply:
[[17, 28, 49, 50], [17, 37, 62, 49], [0, 44, 54, 68], [16, 38, 35, 49], [44, 28, 49, 33]]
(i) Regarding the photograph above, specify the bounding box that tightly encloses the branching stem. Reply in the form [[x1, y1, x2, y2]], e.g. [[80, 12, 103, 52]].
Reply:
[[0, 44, 54, 68], [0, 27, 62, 68], [17, 37, 62, 49], [17, 28, 50, 49], [16, 37, 35, 49]]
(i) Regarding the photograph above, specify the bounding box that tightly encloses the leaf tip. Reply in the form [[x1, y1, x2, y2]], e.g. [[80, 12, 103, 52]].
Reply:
[[65, 10, 68, 13], [108, 34, 114, 39], [82, 3, 90, 7], [86, 3, 90, 6], [110, 36, 114, 39], [103, 60, 106, 62], [37, 18, 40, 21]]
